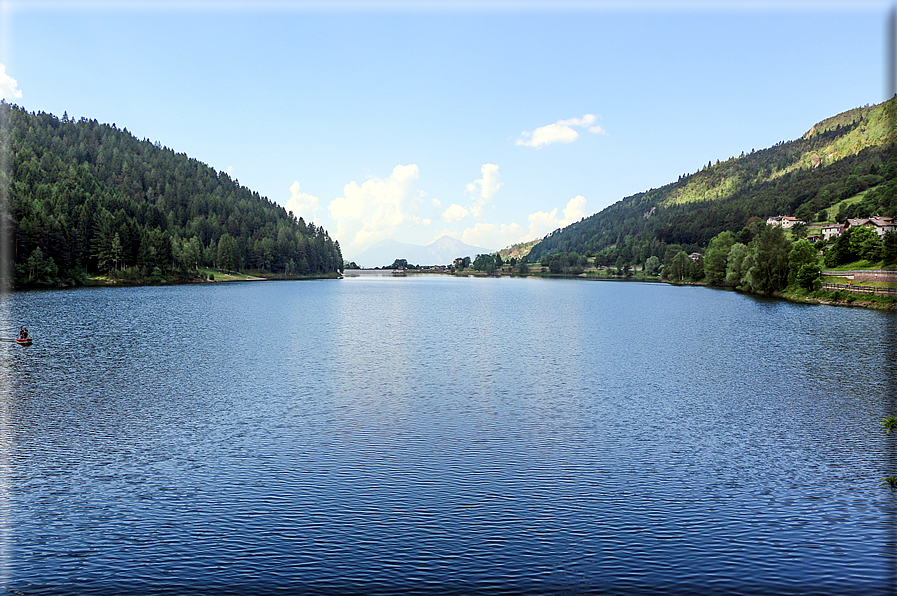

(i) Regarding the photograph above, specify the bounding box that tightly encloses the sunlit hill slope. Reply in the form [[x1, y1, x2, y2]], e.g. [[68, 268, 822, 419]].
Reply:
[[528, 97, 897, 263]]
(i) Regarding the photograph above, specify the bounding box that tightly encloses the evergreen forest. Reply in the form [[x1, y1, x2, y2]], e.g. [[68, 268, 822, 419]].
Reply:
[[1, 102, 343, 287]]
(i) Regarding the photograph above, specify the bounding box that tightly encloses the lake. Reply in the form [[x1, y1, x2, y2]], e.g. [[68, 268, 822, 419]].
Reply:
[[1, 276, 895, 595]]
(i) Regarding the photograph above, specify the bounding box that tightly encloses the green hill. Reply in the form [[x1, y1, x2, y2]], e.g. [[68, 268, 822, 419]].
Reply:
[[1, 102, 342, 287], [528, 97, 897, 265]]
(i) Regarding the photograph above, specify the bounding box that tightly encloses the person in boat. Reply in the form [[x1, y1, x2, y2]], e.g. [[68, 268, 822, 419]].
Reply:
[[18, 326, 28, 340]]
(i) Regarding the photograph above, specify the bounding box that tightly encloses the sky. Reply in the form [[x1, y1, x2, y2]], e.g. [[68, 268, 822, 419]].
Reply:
[[0, 0, 892, 260]]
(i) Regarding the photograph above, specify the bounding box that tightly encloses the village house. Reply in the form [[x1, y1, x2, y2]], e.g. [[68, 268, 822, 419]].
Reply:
[[845, 216, 896, 237], [821, 222, 845, 241], [766, 215, 804, 229]]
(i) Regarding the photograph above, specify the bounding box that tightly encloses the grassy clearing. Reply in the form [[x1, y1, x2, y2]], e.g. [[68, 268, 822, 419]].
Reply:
[[822, 192, 868, 222], [822, 259, 894, 272], [198, 268, 265, 282], [822, 276, 897, 288], [784, 286, 897, 309], [86, 269, 204, 285]]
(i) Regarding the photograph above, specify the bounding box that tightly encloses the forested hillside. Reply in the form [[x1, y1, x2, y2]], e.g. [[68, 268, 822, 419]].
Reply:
[[528, 97, 897, 266], [1, 102, 342, 287]]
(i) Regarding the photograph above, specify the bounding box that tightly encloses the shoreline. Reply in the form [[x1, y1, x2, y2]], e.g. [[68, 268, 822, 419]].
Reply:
[[645, 277, 897, 310], [10, 268, 896, 310], [439, 269, 897, 310], [9, 270, 340, 291]]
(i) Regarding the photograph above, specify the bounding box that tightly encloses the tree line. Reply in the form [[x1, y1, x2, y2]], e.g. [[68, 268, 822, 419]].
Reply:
[[2, 102, 343, 287], [672, 222, 896, 294]]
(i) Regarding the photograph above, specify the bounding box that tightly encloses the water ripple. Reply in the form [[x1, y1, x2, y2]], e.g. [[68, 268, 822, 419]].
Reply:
[[2, 280, 895, 595]]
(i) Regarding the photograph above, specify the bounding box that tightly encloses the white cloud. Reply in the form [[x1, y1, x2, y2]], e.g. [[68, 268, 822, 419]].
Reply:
[[465, 163, 503, 217], [461, 222, 526, 250], [518, 122, 578, 147], [526, 195, 587, 239], [285, 181, 320, 221], [516, 114, 606, 148], [563, 194, 588, 221], [0, 64, 22, 100], [328, 164, 426, 253], [442, 203, 470, 222], [455, 195, 588, 251], [527, 209, 562, 238]]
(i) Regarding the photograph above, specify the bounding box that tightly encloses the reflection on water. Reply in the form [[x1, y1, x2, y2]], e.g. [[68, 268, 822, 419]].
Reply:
[[3, 277, 896, 595]]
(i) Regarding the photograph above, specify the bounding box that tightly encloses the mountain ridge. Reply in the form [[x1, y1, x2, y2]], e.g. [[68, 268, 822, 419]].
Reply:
[[3, 102, 343, 287], [527, 96, 897, 265]]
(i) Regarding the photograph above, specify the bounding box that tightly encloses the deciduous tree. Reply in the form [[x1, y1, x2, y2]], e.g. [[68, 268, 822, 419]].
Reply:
[[725, 243, 749, 286], [704, 231, 735, 285], [748, 225, 791, 294], [787, 239, 819, 285]]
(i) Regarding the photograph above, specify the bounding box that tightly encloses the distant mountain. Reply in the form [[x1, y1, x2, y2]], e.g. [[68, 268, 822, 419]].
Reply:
[[528, 96, 897, 265], [352, 235, 495, 268]]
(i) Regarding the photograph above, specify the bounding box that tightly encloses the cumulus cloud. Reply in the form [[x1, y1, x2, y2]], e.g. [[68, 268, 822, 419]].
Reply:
[[563, 194, 588, 220], [465, 163, 503, 217], [328, 164, 426, 252], [526, 195, 588, 239], [442, 203, 470, 222], [461, 222, 527, 250], [285, 181, 321, 221], [0, 64, 22, 100], [516, 114, 605, 148], [454, 195, 588, 251]]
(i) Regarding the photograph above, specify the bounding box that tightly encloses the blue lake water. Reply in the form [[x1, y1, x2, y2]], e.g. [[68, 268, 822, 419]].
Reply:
[[1, 275, 895, 594]]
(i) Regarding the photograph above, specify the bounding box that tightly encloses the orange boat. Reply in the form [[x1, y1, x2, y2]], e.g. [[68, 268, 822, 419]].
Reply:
[[15, 337, 32, 346]]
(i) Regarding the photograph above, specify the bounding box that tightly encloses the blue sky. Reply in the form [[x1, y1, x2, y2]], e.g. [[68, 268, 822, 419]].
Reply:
[[0, 1, 890, 259]]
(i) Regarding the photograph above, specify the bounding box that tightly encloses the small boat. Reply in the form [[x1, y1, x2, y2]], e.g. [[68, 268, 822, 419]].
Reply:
[[15, 337, 32, 346]]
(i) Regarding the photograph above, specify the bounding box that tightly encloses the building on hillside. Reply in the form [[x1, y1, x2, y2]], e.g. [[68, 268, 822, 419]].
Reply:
[[766, 215, 804, 229], [822, 223, 845, 241], [845, 216, 896, 237]]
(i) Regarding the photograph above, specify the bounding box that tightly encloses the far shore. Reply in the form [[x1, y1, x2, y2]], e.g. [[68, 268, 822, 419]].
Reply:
[[11, 266, 896, 310], [346, 266, 897, 310], [9, 269, 340, 290]]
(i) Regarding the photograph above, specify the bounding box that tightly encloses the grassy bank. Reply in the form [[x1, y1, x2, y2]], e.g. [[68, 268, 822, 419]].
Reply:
[[67, 268, 339, 288], [449, 266, 663, 281], [780, 286, 897, 310]]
